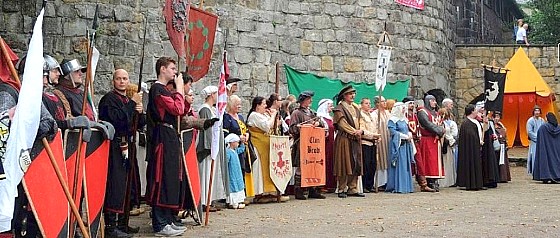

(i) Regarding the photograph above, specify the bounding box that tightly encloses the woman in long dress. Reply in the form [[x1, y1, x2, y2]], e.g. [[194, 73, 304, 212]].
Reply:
[[223, 95, 255, 200], [246, 96, 278, 203], [317, 99, 336, 192], [439, 108, 458, 188], [494, 112, 511, 182], [386, 102, 414, 193], [197, 86, 229, 210]]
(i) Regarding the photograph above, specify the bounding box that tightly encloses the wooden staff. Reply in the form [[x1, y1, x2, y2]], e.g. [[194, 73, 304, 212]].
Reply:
[[275, 61, 279, 94], [0, 36, 90, 238]]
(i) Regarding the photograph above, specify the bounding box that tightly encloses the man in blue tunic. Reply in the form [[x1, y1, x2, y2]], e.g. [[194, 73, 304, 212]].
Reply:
[[526, 105, 545, 175]]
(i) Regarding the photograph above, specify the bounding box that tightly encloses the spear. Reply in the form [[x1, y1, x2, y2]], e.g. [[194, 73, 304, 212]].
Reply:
[[69, 4, 99, 237], [121, 13, 148, 232]]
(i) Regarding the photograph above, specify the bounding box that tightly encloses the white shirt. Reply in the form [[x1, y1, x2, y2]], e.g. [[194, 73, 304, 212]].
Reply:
[[516, 27, 527, 42], [467, 117, 483, 145]]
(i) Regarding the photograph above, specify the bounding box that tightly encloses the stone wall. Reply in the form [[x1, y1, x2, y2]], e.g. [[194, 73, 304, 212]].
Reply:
[[454, 45, 560, 118], [1, 0, 457, 110]]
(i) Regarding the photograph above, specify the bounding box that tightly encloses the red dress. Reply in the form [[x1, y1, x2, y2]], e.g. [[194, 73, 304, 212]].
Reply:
[[324, 118, 336, 190]]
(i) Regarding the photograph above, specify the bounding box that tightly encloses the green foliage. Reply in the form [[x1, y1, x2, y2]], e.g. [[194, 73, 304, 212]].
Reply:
[[527, 0, 560, 44]]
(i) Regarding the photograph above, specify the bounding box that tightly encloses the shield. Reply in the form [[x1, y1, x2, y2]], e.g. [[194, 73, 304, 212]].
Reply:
[[83, 129, 110, 238], [23, 130, 69, 238], [299, 126, 326, 187], [63, 129, 87, 234], [180, 129, 201, 223], [269, 135, 292, 193]]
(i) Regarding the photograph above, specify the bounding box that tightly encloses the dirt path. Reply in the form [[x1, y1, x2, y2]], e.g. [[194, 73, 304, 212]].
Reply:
[[131, 166, 560, 237]]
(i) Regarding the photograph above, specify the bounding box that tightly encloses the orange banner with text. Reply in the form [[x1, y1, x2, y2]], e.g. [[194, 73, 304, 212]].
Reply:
[[299, 126, 325, 187]]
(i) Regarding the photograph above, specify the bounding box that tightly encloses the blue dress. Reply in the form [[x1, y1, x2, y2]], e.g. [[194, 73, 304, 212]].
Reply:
[[386, 120, 415, 194], [227, 144, 246, 193]]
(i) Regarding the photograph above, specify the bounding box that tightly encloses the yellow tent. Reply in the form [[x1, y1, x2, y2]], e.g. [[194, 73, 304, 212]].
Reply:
[[502, 47, 558, 147]]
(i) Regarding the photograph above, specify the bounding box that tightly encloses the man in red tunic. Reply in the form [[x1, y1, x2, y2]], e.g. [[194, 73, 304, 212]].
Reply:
[[417, 95, 445, 192]]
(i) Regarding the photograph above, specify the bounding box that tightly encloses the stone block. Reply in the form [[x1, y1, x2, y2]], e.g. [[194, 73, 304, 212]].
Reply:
[[300, 40, 313, 56], [234, 48, 254, 64], [298, 15, 314, 29], [455, 58, 467, 69], [460, 69, 472, 79], [528, 48, 542, 58], [324, 3, 341, 16], [308, 3, 322, 14], [327, 42, 341, 56], [239, 33, 263, 49], [289, 56, 308, 70], [252, 65, 269, 81], [313, 42, 327, 55], [255, 50, 272, 64], [344, 57, 363, 72], [377, 8, 388, 20], [363, 7, 377, 18], [304, 30, 322, 41], [471, 49, 482, 57], [314, 16, 331, 30], [323, 29, 336, 42], [334, 57, 344, 72], [285, 1, 301, 14], [349, 18, 367, 32], [540, 67, 555, 77], [238, 64, 252, 79], [340, 5, 356, 17], [237, 19, 256, 32], [114, 6, 134, 22], [256, 22, 274, 34], [308, 56, 321, 71], [357, 0, 372, 7], [321, 56, 333, 71], [279, 37, 299, 54], [335, 30, 347, 42], [363, 58, 376, 71]]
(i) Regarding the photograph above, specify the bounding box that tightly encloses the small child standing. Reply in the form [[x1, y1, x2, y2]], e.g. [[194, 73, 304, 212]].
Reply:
[[225, 134, 246, 209]]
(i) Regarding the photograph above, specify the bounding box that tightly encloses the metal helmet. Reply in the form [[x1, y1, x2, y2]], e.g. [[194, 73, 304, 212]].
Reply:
[[60, 59, 86, 76], [43, 54, 61, 76]]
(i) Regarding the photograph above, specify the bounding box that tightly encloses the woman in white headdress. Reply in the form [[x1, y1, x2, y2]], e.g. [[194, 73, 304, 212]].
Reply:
[[386, 102, 415, 193], [197, 86, 229, 211], [317, 98, 336, 192]]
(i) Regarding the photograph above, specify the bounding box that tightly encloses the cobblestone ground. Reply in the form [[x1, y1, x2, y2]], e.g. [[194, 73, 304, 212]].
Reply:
[[131, 166, 560, 237]]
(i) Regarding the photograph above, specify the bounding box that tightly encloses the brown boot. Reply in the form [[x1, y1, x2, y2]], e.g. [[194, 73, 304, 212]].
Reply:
[[295, 188, 307, 200]]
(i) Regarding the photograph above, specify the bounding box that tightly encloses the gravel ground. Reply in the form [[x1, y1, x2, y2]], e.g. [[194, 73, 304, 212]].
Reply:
[[131, 166, 560, 237]]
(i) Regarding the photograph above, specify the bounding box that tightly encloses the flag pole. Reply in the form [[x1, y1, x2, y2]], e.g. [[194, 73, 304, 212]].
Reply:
[[0, 36, 90, 238], [205, 50, 227, 226], [275, 61, 279, 94], [0, 37, 21, 87]]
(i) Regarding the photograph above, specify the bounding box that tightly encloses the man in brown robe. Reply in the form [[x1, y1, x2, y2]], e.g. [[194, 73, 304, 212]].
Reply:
[[333, 85, 365, 198]]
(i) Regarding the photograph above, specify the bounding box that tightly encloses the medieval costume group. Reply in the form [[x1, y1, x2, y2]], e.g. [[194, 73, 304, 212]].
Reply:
[[2, 54, 560, 238]]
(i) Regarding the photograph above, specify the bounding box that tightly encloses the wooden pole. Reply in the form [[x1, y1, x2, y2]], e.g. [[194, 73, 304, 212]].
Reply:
[[275, 61, 279, 94], [204, 159, 215, 226], [42, 139, 91, 238], [0, 37, 21, 86], [0, 36, 90, 238]]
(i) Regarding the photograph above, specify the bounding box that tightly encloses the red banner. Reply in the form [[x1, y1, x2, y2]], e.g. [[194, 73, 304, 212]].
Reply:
[[395, 0, 424, 10], [163, 0, 190, 58], [299, 126, 325, 187], [186, 6, 218, 82]]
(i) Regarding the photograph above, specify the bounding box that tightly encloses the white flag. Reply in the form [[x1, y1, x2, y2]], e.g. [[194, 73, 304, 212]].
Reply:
[[375, 45, 392, 91], [211, 51, 228, 161], [0, 8, 45, 232]]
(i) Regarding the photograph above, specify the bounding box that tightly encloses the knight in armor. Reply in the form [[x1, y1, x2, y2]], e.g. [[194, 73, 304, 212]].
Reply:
[[56, 59, 95, 120], [98, 69, 144, 237], [416, 95, 445, 191], [288, 91, 326, 200], [39, 55, 90, 132]]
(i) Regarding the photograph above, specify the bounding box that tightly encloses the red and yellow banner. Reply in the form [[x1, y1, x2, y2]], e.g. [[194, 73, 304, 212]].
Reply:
[[395, 0, 424, 10], [299, 126, 325, 187]]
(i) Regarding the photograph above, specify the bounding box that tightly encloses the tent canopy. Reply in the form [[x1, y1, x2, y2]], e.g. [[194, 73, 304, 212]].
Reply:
[[501, 47, 558, 147], [285, 65, 410, 110], [504, 47, 552, 97]]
